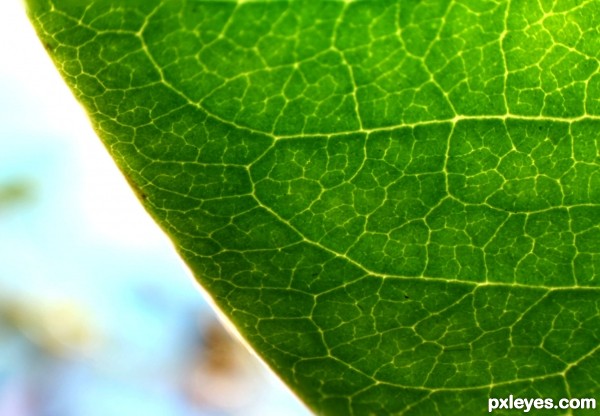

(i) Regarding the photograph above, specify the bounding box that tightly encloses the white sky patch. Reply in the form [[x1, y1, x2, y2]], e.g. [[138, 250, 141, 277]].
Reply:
[[76, 140, 166, 250]]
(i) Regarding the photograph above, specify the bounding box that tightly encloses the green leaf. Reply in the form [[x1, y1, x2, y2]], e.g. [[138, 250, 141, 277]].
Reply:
[[26, 1, 600, 414]]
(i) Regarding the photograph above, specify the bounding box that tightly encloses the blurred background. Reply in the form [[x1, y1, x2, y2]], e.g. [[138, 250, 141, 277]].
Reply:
[[0, 1, 310, 415]]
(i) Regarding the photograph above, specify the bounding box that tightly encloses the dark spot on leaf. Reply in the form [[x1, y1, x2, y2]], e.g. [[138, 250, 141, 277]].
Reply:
[[42, 40, 56, 54]]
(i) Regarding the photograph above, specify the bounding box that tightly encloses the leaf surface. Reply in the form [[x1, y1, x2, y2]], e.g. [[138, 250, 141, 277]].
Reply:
[[26, 1, 600, 414]]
